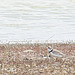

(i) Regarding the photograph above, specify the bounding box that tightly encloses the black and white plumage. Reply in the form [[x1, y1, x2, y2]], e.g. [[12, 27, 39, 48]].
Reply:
[[47, 46, 65, 58]]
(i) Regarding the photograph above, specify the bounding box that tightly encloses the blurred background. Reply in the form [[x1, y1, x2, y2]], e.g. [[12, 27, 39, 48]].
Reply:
[[0, 0, 75, 43]]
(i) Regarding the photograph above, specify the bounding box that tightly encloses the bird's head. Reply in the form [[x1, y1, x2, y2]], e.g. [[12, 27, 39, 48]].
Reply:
[[47, 46, 53, 52]]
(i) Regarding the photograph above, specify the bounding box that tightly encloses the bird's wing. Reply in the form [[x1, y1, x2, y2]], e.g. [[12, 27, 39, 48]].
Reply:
[[52, 50, 63, 56], [51, 52, 63, 57]]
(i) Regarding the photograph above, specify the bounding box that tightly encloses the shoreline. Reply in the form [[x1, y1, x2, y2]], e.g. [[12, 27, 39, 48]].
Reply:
[[0, 40, 75, 44]]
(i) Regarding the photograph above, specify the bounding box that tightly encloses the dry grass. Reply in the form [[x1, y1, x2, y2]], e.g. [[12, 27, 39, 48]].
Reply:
[[0, 43, 75, 75]]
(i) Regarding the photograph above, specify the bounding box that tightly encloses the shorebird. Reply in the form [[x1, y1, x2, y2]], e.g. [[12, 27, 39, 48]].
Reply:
[[47, 46, 65, 58]]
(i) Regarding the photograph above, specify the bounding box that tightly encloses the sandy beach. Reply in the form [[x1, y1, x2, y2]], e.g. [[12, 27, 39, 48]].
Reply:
[[0, 43, 75, 75]]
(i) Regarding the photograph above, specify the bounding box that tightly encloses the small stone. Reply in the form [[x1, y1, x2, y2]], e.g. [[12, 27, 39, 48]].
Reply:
[[39, 69, 44, 73]]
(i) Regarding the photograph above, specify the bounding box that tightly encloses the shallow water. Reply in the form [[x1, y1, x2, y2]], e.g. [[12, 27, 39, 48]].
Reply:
[[0, 0, 75, 43]]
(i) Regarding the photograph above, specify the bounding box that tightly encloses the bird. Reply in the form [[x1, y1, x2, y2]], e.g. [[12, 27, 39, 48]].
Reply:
[[47, 46, 65, 58]]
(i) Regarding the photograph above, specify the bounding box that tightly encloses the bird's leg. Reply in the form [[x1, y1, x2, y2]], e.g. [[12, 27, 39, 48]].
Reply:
[[49, 55, 51, 57]]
